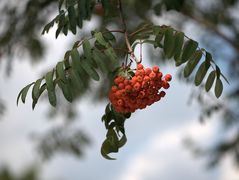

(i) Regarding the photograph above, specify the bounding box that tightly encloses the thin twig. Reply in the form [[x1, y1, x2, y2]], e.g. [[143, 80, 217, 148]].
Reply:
[[117, 0, 140, 64]]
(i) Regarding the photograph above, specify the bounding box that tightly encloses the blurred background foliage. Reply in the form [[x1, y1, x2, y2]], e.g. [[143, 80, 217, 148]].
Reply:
[[0, 0, 239, 175]]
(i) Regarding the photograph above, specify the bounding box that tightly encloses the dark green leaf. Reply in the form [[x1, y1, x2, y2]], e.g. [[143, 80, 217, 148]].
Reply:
[[181, 39, 198, 63], [194, 61, 210, 86], [95, 32, 108, 47], [32, 78, 43, 99], [205, 71, 216, 92], [163, 28, 175, 58], [32, 83, 46, 110], [215, 78, 223, 98], [79, 0, 87, 19], [173, 31, 184, 62], [45, 71, 57, 107], [82, 40, 97, 68], [17, 82, 34, 105], [81, 59, 100, 81], [101, 140, 116, 160], [56, 61, 66, 82], [58, 80, 73, 102], [103, 30, 116, 43], [68, 6, 77, 34], [184, 50, 203, 77], [93, 48, 108, 73], [118, 134, 127, 148], [105, 47, 117, 65], [69, 68, 84, 90]]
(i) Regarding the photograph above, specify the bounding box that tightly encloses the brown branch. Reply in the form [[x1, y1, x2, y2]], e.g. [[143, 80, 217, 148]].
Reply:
[[117, 0, 139, 64]]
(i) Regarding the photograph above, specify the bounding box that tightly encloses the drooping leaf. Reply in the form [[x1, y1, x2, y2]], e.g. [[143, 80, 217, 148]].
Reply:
[[181, 39, 198, 63], [81, 59, 100, 81], [69, 68, 84, 90], [57, 80, 73, 102], [94, 32, 108, 47], [93, 48, 109, 73], [205, 71, 216, 92], [17, 82, 34, 105], [68, 6, 77, 34], [173, 31, 184, 62], [118, 134, 127, 148], [45, 71, 57, 107], [104, 47, 117, 65], [215, 78, 223, 98], [82, 40, 97, 68], [183, 50, 203, 77], [102, 29, 116, 43], [163, 28, 175, 58], [32, 83, 47, 110], [32, 78, 43, 99], [194, 61, 210, 86], [56, 61, 66, 82], [101, 140, 116, 160]]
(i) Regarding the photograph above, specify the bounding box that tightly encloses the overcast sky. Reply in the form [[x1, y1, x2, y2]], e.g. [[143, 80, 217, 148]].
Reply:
[[0, 16, 239, 180]]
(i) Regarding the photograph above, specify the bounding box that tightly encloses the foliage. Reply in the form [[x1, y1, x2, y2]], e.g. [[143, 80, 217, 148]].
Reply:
[[16, 0, 227, 159]]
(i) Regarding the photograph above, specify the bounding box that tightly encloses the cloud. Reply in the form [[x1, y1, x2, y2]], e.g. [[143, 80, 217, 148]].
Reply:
[[117, 120, 219, 180]]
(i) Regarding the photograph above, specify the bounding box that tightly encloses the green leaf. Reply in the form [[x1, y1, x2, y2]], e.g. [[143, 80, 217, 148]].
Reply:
[[181, 39, 198, 63], [101, 140, 116, 160], [32, 78, 43, 99], [81, 59, 100, 81], [205, 71, 216, 92], [163, 28, 175, 58], [173, 31, 184, 62], [94, 32, 108, 47], [32, 83, 46, 109], [93, 48, 108, 73], [183, 50, 203, 77], [194, 61, 210, 86], [56, 61, 66, 82], [58, 80, 73, 102], [105, 47, 117, 65], [69, 68, 84, 90], [79, 0, 87, 19], [82, 40, 97, 68], [215, 78, 223, 98], [153, 25, 162, 35], [118, 134, 127, 148], [102, 29, 116, 43], [45, 71, 57, 107], [17, 82, 34, 105], [71, 48, 81, 63], [68, 6, 77, 34]]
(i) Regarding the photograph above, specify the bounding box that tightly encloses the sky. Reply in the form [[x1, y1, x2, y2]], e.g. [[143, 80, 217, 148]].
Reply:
[[0, 14, 239, 180]]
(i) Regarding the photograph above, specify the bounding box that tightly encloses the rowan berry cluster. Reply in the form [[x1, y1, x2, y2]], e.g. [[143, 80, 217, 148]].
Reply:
[[108, 64, 172, 113]]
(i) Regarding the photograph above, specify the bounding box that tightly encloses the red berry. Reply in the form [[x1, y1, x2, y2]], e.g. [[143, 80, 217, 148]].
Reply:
[[164, 74, 172, 81]]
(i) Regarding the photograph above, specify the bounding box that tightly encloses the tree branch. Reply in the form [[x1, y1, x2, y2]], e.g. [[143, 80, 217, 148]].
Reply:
[[117, 0, 139, 64]]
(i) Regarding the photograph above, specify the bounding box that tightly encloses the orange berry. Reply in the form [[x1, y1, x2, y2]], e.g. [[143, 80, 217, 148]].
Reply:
[[133, 82, 141, 91], [145, 68, 152, 75], [117, 99, 124, 106], [136, 76, 143, 82], [152, 66, 159, 73], [111, 86, 118, 92], [124, 79, 130, 85], [164, 74, 172, 81], [137, 63, 144, 70], [159, 91, 166, 97], [157, 72, 163, 79], [143, 76, 150, 82], [149, 72, 156, 79], [125, 85, 132, 92], [118, 83, 125, 89]]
